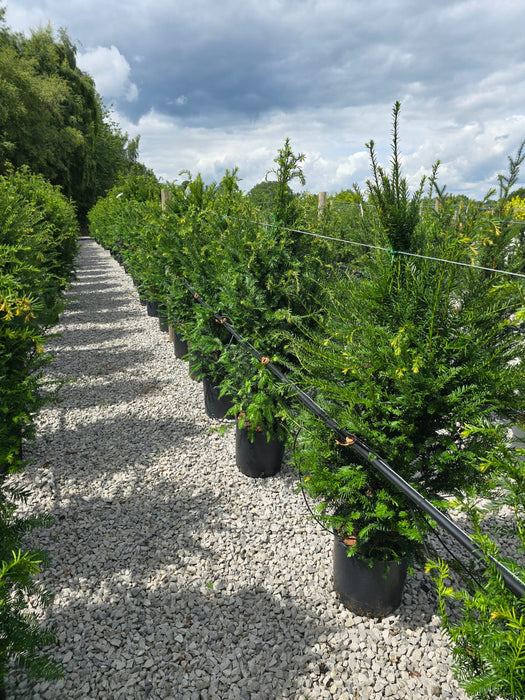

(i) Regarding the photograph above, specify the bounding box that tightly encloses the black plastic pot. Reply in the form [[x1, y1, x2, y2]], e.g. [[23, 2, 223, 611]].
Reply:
[[203, 377, 234, 419], [332, 535, 408, 617], [235, 422, 284, 478], [173, 329, 189, 359], [146, 300, 159, 317], [158, 311, 169, 333]]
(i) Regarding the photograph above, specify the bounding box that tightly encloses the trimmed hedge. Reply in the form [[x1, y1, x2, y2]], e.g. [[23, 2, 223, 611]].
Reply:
[[0, 168, 78, 689]]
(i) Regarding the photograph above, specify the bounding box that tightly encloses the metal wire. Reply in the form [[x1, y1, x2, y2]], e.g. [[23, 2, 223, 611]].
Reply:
[[208, 211, 525, 281]]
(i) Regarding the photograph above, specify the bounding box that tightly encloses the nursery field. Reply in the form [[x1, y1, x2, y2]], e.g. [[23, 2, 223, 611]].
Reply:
[[5, 237, 469, 699], [3, 12, 522, 697], [2, 126, 525, 699]]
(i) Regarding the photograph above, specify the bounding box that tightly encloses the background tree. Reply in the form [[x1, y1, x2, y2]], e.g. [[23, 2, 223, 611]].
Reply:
[[247, 180, 288, 213], [509, 186, 525, 200], [0, 8, 142, 223]]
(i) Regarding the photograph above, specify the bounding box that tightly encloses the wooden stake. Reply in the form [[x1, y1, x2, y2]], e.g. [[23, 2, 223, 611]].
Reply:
[[318, 191, 327, 219], [161, 189, 171, 210]]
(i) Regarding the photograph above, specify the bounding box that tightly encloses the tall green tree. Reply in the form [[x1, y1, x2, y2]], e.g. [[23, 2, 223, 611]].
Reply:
[[0, 8, 142, 221]]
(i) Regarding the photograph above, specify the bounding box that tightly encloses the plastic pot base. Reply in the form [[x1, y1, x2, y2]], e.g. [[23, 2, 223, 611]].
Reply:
[[203, 377, 234, 419], [333, 535, 408, 617], [173, 332, 188, 359], [146, 300, 159, 317], [235, 423, 284, 478], [158, 315, 169, 333]]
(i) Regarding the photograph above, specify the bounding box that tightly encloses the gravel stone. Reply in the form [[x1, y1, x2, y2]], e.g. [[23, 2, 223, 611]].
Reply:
[[5, 238, 468, 699]]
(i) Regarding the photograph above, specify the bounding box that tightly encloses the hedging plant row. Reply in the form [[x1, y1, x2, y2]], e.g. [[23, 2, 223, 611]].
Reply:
[[89, 119, 525, 699], [0, 167, 78, 689]]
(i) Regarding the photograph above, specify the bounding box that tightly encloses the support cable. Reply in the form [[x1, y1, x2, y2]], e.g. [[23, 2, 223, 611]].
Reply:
[[205, 211, 525, 281]]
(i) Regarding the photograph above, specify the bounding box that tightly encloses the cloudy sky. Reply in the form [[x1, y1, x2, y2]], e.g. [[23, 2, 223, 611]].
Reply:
[[4, 0, 525, 198]]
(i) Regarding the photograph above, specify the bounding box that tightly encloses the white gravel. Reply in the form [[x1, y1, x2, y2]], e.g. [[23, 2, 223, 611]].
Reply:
[[6, 237, 467, 699]]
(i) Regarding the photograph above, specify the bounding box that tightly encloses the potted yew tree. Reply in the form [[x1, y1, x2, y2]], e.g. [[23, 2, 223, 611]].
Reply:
[[161, 170, 245, 414], [213, 140, 331, 476], [217, 346, 288, 477], [288, 104, 525, 616]]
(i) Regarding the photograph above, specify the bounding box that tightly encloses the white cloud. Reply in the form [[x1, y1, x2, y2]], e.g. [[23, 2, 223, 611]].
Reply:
[[77, 45, 138, 104], [114, 103, 525, 201], [334, 153, 370, 185], [5, 0, 525, 199], [3, 5, 49, 30]]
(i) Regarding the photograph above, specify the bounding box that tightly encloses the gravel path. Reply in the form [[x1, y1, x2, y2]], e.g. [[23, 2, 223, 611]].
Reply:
[[6, 237, 466, 699]]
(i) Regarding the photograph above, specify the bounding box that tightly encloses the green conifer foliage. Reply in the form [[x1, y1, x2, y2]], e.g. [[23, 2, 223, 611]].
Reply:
[[287, 105, 525, 563], [1, 168, 77, 689]]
